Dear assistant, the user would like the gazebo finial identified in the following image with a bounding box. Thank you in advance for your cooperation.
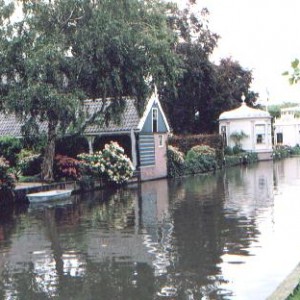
[241,94,246,104]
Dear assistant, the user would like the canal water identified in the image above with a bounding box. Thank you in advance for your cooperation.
[1,157,300,299]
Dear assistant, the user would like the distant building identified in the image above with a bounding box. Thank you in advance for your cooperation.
[274,106,300,147]
[219,102,272,160]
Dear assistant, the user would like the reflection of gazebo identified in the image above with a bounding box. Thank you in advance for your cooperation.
[219,102,272,160]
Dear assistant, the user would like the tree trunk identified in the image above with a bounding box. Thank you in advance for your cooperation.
[41,119,58,182]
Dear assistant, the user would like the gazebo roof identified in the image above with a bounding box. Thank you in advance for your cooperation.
[219,103,271,120]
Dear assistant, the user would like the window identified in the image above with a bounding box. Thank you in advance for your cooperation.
[152,108,158,132]
[158,134,164,147]
[277,133,283,144]
[256,134,263,144]
[255,124,265,144]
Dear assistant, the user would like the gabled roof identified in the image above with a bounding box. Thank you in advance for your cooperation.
[83,98,140,135]
[0,113,48,137]
[0,113,23,137]
[137,89,170,132]
[0,92,169,137]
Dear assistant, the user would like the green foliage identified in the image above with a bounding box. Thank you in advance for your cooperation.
[0,156,16,193]
[17,149,42,176]
[224,146,233,156]
[0,136,22,166]
[78,142,134,184]
[230,130,248,148]
[185,145,217,174]
[0,0,180,181]
[167,145,185,177]
[290,145,300,155]
[283,58,300,85]
[272,145,292,160]
[287,282,300,300]
[224,152,258,167]
[168,134,224,166]
[188,145,216,156]
[232,145,243,155]
[54,154,81,181]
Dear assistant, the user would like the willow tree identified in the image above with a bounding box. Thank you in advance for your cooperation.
[0,0,179,181]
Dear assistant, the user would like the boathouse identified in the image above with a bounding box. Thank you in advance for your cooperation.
[219,101,273,160]
[0,91,170,181]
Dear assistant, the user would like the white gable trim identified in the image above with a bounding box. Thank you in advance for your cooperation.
[137,87,170,132]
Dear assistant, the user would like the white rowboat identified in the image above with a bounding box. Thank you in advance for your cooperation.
[27,189,73,203]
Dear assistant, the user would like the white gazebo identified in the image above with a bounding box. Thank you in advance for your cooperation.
[219,102,273,161]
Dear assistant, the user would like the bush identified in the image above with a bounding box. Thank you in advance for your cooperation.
[0,137,22,166]
[0,156,16,197]
[168,134,224,167]
[224,152,258,167]
[232,145,243,155]
[167,145,185,177]
[186,145,216,157]
[290,145,300,155]
[224,146,233,156]
[185,145,217,174]
[272,145,291,160]
[54,155,82,181]
[17,149,42,176]
[78,142,134,184]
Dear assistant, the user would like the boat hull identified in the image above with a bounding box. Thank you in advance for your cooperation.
[27,190,73,203]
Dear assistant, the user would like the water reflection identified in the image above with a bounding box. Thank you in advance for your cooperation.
[1,158,300,299]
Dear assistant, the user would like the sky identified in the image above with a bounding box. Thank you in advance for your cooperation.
[9,0,300,104]
[185,0,300,104]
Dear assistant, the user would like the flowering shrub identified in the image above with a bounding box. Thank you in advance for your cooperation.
[54,155,81,180]
[77,151,105,178]
[0,156,16,193]
[188,145,216,156]
[78,142,134,184]
[167,145,185,177]
[17,149,42,176]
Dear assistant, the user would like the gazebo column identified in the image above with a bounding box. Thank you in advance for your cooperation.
[130,129,137,170]
[87,136,95,154]
[251,121,255,150]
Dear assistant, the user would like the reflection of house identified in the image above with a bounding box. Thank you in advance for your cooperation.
[219,102,272,160]
[0,91,170,181]
[274,106,300,147]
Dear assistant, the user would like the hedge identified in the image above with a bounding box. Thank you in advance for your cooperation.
[168,134,224,167]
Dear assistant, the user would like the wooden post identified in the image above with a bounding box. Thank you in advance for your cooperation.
[130,129,137,170]
[87,136,95,154]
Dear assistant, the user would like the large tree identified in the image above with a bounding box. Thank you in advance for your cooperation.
[160,2,219,134]
[0,0,180,181]
[160,1,258,134]
[212,57,258,126]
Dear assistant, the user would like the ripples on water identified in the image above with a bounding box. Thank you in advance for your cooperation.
[1,158,300,299]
